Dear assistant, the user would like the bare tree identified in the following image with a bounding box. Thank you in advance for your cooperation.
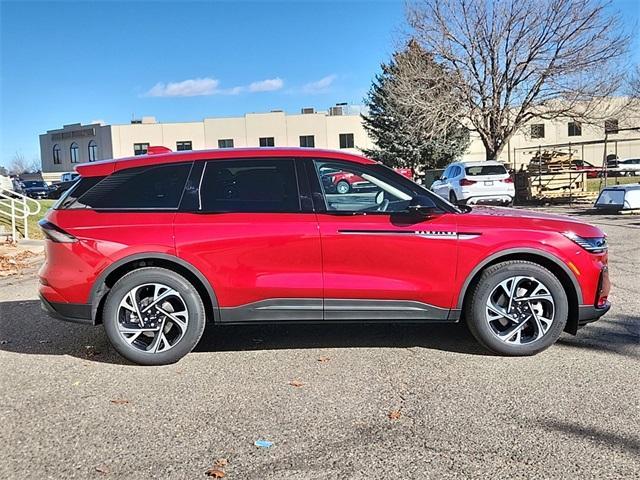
[405,0,630,160]
[8,152,29,176]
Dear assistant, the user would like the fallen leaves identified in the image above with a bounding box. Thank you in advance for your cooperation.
[205,468,225,478]
[317,356,331,363]
[288,380,304,388]
[84,345,100,357]
[110,399,129,405]
[388,410,402,420]
[95,465,110,474]
[0,250,39,276]
[214,458,228,468]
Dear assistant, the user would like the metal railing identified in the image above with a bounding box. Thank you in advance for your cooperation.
[0,188,42,241]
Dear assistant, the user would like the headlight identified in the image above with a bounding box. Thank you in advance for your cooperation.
[563,232,607,253]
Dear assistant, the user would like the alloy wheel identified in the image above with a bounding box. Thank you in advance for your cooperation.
[485,276,555,345]
[116,283,189,354]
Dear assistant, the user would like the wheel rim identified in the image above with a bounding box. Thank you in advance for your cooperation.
[485,276,555,345]
[116,283,189,354]
[337,181,349,194]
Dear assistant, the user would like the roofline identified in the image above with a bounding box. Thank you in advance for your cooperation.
[75,147,375,177]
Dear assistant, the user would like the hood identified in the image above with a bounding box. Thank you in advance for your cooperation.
[462,206,605,237]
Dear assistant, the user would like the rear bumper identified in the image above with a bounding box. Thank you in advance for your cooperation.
[460,194,513,205]
[39,294,93,325]
[577,302,611,326]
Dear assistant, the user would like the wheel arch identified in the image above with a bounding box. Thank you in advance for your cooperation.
[457,248,582,335]
[89,253,219,325]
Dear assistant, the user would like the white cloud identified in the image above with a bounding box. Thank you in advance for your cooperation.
[248,77,284,92]
[303,74,337,93]
[145,78,220,97]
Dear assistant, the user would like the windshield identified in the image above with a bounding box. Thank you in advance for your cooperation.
[465,165,507,176]
[22,181,46,188]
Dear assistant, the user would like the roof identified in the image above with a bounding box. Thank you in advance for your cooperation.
[600,183,640,191]
[455,160,506,167]
[76,147,375,178]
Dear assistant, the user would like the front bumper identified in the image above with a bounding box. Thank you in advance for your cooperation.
[39,294,93,325]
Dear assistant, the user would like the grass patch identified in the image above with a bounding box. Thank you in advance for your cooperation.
[0,199,55,240]
[586,176,639,192]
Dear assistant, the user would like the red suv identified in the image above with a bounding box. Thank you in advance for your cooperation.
[39,148,610,365]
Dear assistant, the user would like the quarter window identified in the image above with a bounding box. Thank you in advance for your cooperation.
[88,140,97,162]
[339,133,355,149]
[176,141,192,151]
[199,159,299,213]
[53,144,61,164]
[218,139,234,148]
[70,142,79,163]
[568,122,582,137]
[73,162,192,210]
[299,135,315,148]
[134,143,149,155]
[259,137,275,147]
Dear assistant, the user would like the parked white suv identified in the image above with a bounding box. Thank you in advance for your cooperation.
[431,161,515,206]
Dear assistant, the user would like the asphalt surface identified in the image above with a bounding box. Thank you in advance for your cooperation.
[1,208,639,479]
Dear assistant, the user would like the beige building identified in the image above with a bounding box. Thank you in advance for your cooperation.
[39,104,374,182]
[40,99,640,182]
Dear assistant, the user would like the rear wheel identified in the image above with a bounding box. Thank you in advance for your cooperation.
[465,261,568,356]
[103,267,206,365]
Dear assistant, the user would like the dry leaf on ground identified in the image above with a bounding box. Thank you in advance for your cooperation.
[388,410,402,420]
[110,399,129,405]
[214,458,229,468]
[317,356,331,363]
[95,465,110,474]
[289,380,304,387]
[205,467,226,478]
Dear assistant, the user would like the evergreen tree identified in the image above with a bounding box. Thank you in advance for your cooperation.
[362,42,469,171]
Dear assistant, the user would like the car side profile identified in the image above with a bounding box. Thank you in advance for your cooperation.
[39,148,610,365]
[430,160,515,206]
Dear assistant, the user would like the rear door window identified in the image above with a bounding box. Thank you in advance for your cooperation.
[199,159,300,213]
[465,165,507,176]
[72,162,192,210]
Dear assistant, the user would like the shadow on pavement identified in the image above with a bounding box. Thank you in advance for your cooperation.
[0,299,489,364]
[540,419,640,458]
[557,316,640,359]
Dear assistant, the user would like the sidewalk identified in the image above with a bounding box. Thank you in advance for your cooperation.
[0,239,44,277]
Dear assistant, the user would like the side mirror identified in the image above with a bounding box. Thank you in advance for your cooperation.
[407,195,438,216]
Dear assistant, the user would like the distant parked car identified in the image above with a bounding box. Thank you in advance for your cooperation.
[613,159,640,176]
[430,161,515,206]
[21,180,49,199]
[47,180,77,199]
[570,159,599,179]
[61,172,80,182]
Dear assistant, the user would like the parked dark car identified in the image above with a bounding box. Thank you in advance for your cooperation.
[47,180,76,200]
[21,180,49,199]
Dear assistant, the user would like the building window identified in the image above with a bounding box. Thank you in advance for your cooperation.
[176,141,192,151]
[299,135,315,148]
[605,118,619,134]
[134,143,149,155]
[259,137,275,147]
[70,142,79,163]
[218,139,234,148]
[88,140,97,162]
[568,121,582,137]
[530,124,545,139]
[339,133,355,149]
[53,144,61,164]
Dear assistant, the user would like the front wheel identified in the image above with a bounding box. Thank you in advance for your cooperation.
[465,261,568,356]
[103,267,206,365]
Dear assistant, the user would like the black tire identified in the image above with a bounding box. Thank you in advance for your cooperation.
[465,260,568,356]
[103,267,206,366]
[449,191,458,205]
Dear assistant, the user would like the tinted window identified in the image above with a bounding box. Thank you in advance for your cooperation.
[465,165,507,176]
[55,176,104,209]
[199,159,300,213]
[73,163,192,209]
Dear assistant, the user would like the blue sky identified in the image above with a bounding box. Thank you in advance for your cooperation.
[0,0,638,168]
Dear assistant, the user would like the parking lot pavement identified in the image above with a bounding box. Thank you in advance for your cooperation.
[1,211,639,480]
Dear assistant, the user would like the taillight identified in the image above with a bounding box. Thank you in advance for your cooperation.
[503,177,514,183]
[38,220,77,243]
[460,178,476,186]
